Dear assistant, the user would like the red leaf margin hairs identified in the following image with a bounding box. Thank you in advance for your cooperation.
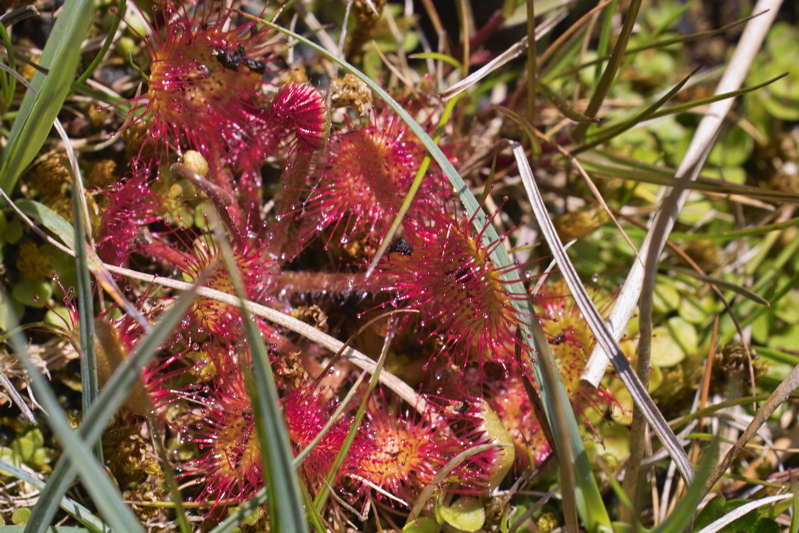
[143,228,276,341]
[536,277,621,420]
[294,106,448,247]
[125,0,277,161]
[380,198,539,371]
[96,159,161,267]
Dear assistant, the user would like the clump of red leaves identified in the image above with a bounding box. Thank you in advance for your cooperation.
[131,0,275,159]
[74,1,623,525]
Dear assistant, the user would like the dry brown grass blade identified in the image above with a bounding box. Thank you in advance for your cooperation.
[580,0,784,388]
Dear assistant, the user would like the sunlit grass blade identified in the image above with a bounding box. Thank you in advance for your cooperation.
[665,215,799,242]
[694,495,791,533]
[670,266,769,306]
[25,280,202,532]
[572,0,641,140]
[0,0,94,192]
[75,0,126,85]
[574,61,705,153]
[580,73,786,152]
[538,80,599,123]
[408,52,462,69]
[649,450,714,533]
[71,170,98,424]
[547,12,762,84]
[579,155,799,205]
[214,232,307,533]
[0,460,108,533]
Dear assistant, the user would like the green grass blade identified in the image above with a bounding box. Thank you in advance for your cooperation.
[25,282,201,532]
[669,266,769,306]
[0,22,17,108]
[572,0,642,140]
[582,73,786,149]
[215,233,307,533]
[72,183,98,424]
[210,490,269,533]
[17,199,77,249]
[0,0,95,192]
[574,62,704,153]
[650,452,713,533]
[3,526,90,533]
[593,0,616,86]
[75,0,126,85]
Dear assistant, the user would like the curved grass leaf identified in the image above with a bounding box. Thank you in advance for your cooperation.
[573,61,705,154]
[71,170,98,426]
[538,80,600,123]
[572,0,642,140]
[693,495,791,533]
[0,0,95,192]
[670,266,769,306]
[649,450,714,533]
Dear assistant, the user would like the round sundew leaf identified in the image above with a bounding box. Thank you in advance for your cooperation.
[5,218,23,245]
[0,210,7,244]
[479,402,516,490]
[676,198,715,226]
[648,363,663,393]
[775,289,799,323]
[678,294,708,324]
[11,428,44,463]
[609,381,634,426]
[402,517,439,533]
[12,507,31,525]
[708,125,754,168]
[0,290,24,332]
[44,306,72,329]
[652,279,681,315]
[650,325,687,368]
[438,497,486,533]
[11,279,53,309]
[666,317,698,358]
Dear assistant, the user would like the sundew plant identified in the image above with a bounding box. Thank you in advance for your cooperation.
[0,0,798,532]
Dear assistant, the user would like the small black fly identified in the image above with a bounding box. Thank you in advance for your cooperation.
[387,237,413,257]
